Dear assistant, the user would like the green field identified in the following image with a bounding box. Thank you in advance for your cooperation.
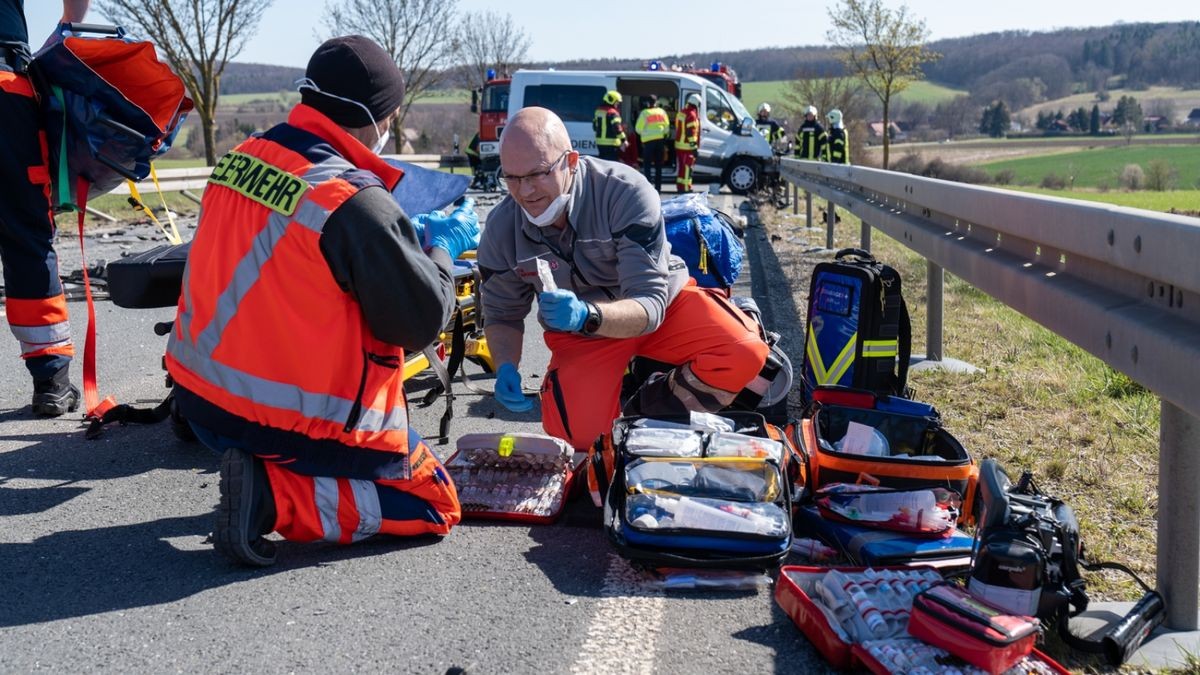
[978,145,1200,189]
[741,79,965,117]
[218,91,299,107]
[1006,186,1200,212]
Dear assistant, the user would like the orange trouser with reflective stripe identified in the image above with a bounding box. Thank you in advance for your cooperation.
[262,433,461,543]
[540,283,769,451]
[0,70,74,378]
[675,149,696,191]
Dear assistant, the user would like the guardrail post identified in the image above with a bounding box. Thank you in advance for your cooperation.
[792,183,799,216]
[805,191,812,228]
[826,199,835,249]
[861,220,872,252]
[926,261,944,361]
[1159,400,1200,630]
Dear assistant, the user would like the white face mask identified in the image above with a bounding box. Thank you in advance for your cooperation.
[521,191,571,227]
[372,127,391,155]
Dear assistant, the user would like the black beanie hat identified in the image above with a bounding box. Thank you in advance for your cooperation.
[301,35,405,128]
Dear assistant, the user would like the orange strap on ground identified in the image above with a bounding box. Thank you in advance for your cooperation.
[75,176,117,420]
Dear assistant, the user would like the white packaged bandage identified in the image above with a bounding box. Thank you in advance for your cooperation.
[536,257,557,292]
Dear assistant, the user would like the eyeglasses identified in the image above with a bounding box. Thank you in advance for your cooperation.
[500,150,570,189]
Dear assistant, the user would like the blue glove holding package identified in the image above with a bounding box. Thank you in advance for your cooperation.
[538,290,589,332]
[424,197,480,259]
[494,362,535,412]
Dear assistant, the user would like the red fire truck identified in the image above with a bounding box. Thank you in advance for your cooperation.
[645,60,741,99]
[469,69,510,189]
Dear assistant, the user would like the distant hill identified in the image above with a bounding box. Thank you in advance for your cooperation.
[219,21,1200,112]
[220,62,305,95]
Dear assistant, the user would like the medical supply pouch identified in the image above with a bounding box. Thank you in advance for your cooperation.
[661,192,744,289]
[588,411,801,508]
[794,506,975,573]
[106,241,190,309]
[801,248,910,403]
[907,583,1040,674]
[30,23,192,208]
[815,484,961,538]
[792,399,977,524]
[598,412,793,569]
[445,432,578,524]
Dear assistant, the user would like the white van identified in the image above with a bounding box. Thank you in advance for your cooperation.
[504,69,776,193]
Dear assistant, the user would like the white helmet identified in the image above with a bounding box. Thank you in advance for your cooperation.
[757,102,771,116]
[686,93,701,108]
[806,105,818,117]
[827,108,843,126]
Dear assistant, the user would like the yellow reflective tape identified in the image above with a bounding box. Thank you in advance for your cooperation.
[805,323,828,383]
[823,333,859,385]
[208,151,309,216]
[863,339,898,358]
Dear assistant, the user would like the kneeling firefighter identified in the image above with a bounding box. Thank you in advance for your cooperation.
[166,35,479,566]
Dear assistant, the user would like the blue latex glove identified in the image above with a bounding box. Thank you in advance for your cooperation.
[494,362,535,412]
[409,212,429,242]
[424,198,480,259]
[538,289,589,332]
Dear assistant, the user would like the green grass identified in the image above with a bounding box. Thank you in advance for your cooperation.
[217,91,299,107]
[741,79,966,117]
[1005,186,1200,212]
[979,145,1200,189]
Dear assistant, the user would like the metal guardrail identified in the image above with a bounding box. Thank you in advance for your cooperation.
[781,158,1200,630]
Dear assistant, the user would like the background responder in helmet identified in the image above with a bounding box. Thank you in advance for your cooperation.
[478,107,768,453]
[755,101,788,153]
[794,104,828,161]
[826,108,850,165]
[0,0,90,417]
[593,90,628,162]
[634,95,671,191]
[674,93,701,192]
[166,35,477,567]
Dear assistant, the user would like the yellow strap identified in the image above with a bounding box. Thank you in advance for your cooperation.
[125,168,182,245]
[149,163,183,244]
[698,239,709,274]
[824,334,859,385]
[862,339,898,357]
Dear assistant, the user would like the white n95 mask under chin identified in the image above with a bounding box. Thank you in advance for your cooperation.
[521,192,571,227]
[371,128,391,155]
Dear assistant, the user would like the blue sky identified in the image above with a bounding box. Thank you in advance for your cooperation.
[25,1,1197,68]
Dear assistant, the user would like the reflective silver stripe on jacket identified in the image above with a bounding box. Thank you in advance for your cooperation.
[169,154,409,433]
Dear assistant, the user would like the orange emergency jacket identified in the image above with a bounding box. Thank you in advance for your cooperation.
[166,104,411,454]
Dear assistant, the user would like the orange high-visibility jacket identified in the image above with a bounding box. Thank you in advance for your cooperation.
[166,104,411,453]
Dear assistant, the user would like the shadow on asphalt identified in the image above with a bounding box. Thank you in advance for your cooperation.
[731,600,823,673]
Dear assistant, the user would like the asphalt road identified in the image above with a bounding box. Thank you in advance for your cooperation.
[0,190,831,674]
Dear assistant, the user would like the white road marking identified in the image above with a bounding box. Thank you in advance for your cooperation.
[571,555,665,675]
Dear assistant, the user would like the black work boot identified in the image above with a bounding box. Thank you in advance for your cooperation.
[215,448,278,567]
[31,367,81,417]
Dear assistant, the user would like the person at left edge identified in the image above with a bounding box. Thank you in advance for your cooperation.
[166,35,477,567]
[0,0,90,416]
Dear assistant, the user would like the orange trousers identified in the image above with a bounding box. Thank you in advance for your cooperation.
[540,284,768,450]
[262,433,461,543]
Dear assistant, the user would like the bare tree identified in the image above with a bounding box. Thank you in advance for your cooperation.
[456,10,530,89]
[828,0,940,169]
[322,0,461,153]
[97,0,274,166]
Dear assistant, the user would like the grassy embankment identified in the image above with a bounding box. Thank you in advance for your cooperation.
[764,192,1163,605]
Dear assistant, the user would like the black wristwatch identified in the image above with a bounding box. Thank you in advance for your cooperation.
[580,301,603,336]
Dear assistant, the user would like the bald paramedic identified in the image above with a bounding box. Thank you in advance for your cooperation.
[476,107,769,451]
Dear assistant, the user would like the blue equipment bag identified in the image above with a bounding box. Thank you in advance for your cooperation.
[602,412,793,570]
[795,506,974,573]
[662,193,744,289]
[29,23,193,208]
[801,248,911,403]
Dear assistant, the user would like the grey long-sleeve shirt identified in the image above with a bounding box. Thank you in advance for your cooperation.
[319,185,457,352]
[477,156,688,334]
